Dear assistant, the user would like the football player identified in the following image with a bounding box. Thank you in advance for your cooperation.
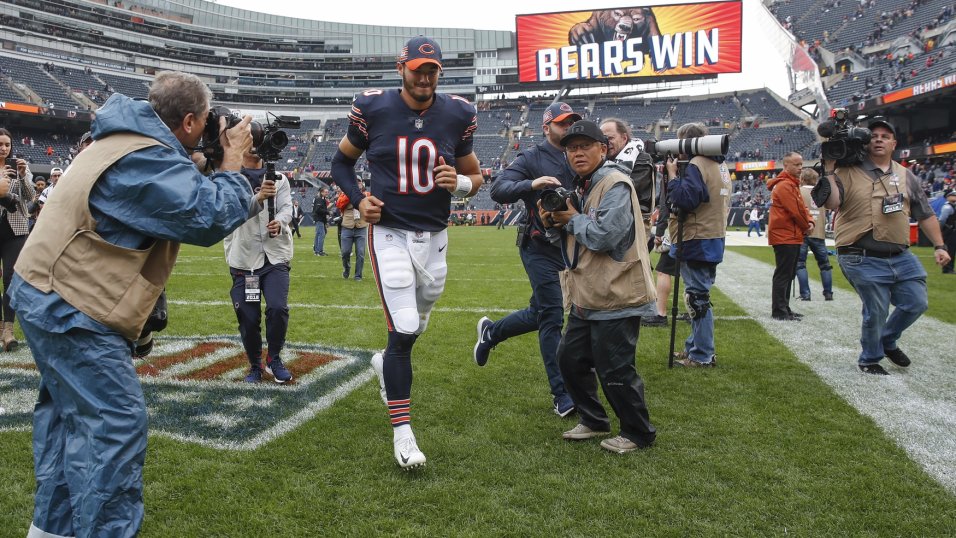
[330,36,482,470]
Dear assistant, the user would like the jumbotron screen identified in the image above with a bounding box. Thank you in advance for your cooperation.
[516,1,742,83]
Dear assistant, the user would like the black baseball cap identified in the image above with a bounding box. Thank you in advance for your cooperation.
[868,117,896,137]
[399,36,442,71]
[946,189,956,198]
[560,120,607,147]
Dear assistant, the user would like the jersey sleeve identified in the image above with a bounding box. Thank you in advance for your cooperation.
[346,92,375,150]
[451,96,477,157]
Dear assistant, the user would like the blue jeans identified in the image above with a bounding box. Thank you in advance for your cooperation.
[487,238,567,399]
[341,226,367,278]
[747,220,762,236]
[313,223,327,254]
[838,250,928,364]
[796,237,833,299]
[680,261,718,364]
[230,261,291,364]
[22,318,146,537]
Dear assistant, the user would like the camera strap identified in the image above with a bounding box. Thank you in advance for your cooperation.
[559,229,581,270]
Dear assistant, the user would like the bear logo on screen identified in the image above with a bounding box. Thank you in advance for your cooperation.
[568,8,661,54]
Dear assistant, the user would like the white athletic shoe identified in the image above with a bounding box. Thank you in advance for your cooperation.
[394,435,426,470]
[370,351,387,405]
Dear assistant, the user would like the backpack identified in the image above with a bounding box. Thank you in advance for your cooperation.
[612,140,656,215]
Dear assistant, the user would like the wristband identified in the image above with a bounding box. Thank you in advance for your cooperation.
[935,245,947,251]
[452,174,473,198]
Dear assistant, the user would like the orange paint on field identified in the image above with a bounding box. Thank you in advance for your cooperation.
[136,342,232,377]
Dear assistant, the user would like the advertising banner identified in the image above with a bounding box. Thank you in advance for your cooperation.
[517,1,742,83]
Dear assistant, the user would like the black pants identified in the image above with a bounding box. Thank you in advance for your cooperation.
[0,218,26,323]
[557,314,655,447]
[290,219,301,238]
[772,244,801,318]
[229,261,291,365]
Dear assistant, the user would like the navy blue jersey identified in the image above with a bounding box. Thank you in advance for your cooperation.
[347,89,477,232]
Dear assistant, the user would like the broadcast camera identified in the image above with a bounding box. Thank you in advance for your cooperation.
[540,186,579,212]
[201,107,302,163]
[645,134,729,160]
[816,108,870,167]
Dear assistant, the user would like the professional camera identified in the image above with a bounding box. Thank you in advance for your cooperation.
[645,134,729,159]
[817,108,870,167]
[540,187,579,212]
[201,107,301,163]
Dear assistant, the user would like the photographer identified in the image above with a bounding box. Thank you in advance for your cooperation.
[664,122,732,367]
[820,118,950,375]
[10,71,273,536]
[474,102,580,417]
[0,127,36,352]
[539,120,656,454]
[224,147,294,384]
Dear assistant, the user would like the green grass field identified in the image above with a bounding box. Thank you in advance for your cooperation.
[1,227,955,536]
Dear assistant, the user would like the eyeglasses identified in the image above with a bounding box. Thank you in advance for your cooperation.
[565,141,597,153]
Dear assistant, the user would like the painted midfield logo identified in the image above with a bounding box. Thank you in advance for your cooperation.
[0,336,373,450]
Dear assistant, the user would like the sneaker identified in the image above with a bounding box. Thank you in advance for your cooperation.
[343,270,349,279]
[600,435,645,454]
[824,292,834,301]
[244,365,263,383]
[473,316,495,366]
[265,355,293,384]
[554,394,576,417]
[319,252,328,256]
[394,435,426,470]
[885,348,911,367]
[798,296,811,301]
[772,314,801,321]
[673,352,717,368]
[641,314,668,327]
[562,423,611,440]
[676,312,692,322]
[859,363,889,375]
[788,311,804,319]
[354,276,362,281]
[370,351,388,404]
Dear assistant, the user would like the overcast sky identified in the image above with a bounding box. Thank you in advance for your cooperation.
[215,0,792,98]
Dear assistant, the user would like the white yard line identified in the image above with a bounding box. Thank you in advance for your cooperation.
[718,250,956,494]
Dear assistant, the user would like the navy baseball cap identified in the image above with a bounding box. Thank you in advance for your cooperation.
[560,120,607,147]
[399,36,442,71]
[868,117,896,137]
[543,102,582,125]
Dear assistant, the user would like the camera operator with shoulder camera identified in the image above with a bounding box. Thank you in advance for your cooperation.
[818,117,950,375]
[475,102,580,417]
[225,143,295,384]
[663,122,732,368]
[10,71,275,537]
[539,120,657,454]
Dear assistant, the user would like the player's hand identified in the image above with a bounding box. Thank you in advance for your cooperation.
[220,115,253,171]
[531,176,562,190]
[359,195,384,224]
[434,156,459,193]
[665,156,678,178]
[935,248,952,267]
[266,219,281,237]
[256,179,276,203]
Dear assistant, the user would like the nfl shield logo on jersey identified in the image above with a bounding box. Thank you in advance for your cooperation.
[414,118,424,130]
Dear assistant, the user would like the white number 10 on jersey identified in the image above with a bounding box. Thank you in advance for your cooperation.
[397,137,437,194]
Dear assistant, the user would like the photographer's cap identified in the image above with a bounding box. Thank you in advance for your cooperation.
[543,102,581,125]
[50,167,62,174]
[946,189,956,199]
[868,117,896,137]
[399,36,442,71]
[560,120,607,147]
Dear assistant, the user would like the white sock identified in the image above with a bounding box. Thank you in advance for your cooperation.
[393,424,413,441]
